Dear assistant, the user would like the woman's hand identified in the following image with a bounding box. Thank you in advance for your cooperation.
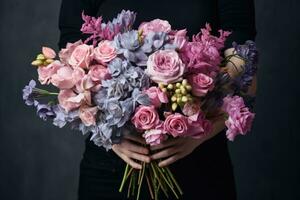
[150,137,204,167]
[150,116,227,167]
[112,134,151,169]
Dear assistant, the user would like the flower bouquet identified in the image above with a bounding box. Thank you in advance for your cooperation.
[23,10,258,200]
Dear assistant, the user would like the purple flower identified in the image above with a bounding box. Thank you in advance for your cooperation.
[52,105,79,128]
[22,80,38,106]
[35,103,55,121]
[233,40,259,92]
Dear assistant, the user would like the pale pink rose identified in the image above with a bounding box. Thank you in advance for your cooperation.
[143,124,167,146]
[67,90,92,106]
[88,65,110,82]
[146,50,185,84]
[51,66,75,89]
[37,60,62,84]
[42,47,56,59]
[225,107,255,141]
[68,44,94,69]
[75,75,95,93]
[58,90,82,112]
[188,73,214,97]
[72,67,86,84]
[144,87,168,108]
[131,106,160,131]
[164,113,189,137]
[187,112,212,139]
[59,40,83,64]
[79,106,98,126]
[94,40,117,63]
[139,19,172,36]
[182,102,201,117]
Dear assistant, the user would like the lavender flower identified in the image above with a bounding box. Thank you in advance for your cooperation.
[35,103,55,121]
[52,105,79,128]
[22,80,37,106]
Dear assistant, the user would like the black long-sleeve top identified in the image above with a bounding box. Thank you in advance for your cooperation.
[58,0,256,50]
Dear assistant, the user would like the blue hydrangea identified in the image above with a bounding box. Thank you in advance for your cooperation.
[112,10,136,32]
[52,105,79,128]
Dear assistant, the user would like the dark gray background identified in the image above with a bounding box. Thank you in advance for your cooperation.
[0,0,299,199]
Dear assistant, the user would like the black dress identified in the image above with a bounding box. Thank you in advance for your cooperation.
[58,0,256,199]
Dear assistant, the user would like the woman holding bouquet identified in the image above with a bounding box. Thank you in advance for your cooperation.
[59,0,256,199]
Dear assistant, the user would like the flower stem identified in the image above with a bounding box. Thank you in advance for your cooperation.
[136,162,146,200]
[119,164,130,193]
[166,167,183,195]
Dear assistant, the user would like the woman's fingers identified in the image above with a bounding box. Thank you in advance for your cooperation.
[112,144,143,169]
[123,150,151,163]
[150,138,180,151]
[150,147,179,160]
[122,139,149,155]
[158,154,182,167]
[124,134,147,145]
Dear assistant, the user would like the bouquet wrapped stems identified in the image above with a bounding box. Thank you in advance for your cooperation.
[119,161,183,200]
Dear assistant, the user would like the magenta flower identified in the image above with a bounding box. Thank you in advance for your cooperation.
[180,24,231,74]
[222,95,255,141]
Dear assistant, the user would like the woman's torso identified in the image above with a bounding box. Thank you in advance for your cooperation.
[96,0,220,36]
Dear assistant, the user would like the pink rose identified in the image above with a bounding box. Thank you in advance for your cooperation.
[146,50,185,84]
[88,64,110,82]
[94,40,117,63]
[68,44,94,69]
[37,60,62,85]
[131,106,160,131]
[164,113,188,137]
[187,112,212,139]
[188,73,214,97]
[144,87,168,108]
[182,102,201,117]
[42,47,56,59]
[79,106,98,126]
[143,124,167,146]
[51,66,76,89]
[222,95,255,141]
[58,90,82,112]
[139,19,171,36]
[59,40,83,64]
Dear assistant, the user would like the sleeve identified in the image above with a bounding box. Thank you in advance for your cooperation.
[58,0,103,49]
[218,0,257,49]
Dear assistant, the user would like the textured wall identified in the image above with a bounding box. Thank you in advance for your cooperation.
[0,0,299,199]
